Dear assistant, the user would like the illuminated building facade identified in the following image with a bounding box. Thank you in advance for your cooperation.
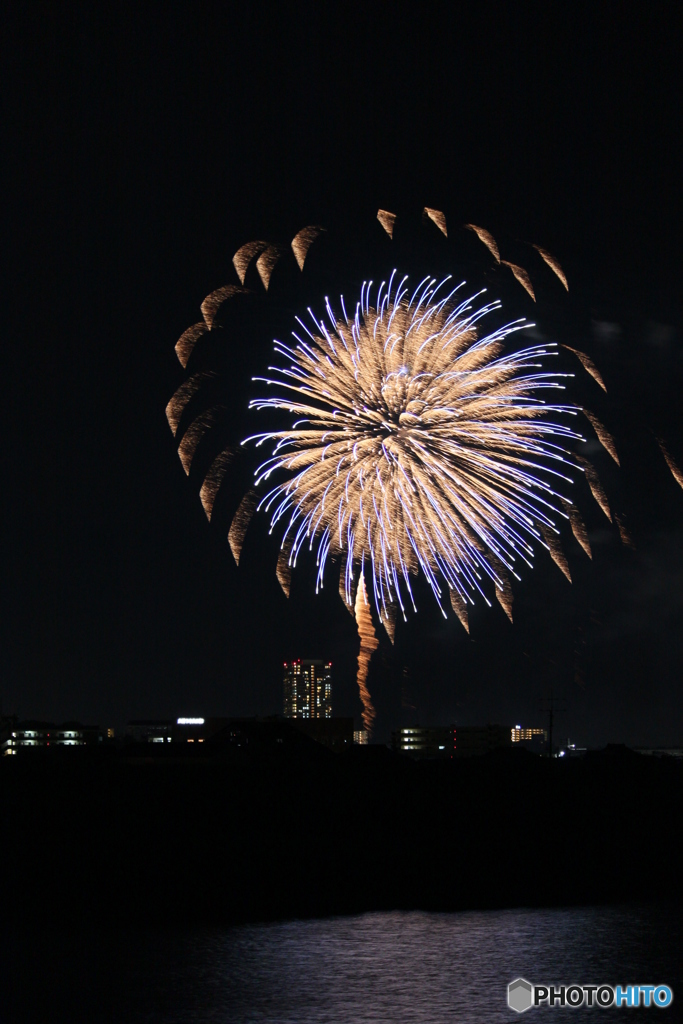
[392,724,512,758]
[511,726,548,753]
[283,660,332,718]
[511,726,547,743]
[393,726,456,757]
[1,721,103,755]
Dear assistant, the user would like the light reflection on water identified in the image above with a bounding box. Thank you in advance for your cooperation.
[3,904,681,1023]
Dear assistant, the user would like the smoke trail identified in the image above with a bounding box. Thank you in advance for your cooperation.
[354,573,378,737]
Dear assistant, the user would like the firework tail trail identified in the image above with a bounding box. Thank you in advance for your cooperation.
[657,437,683,491]
[562,345,607,392]
[355,573,379,737]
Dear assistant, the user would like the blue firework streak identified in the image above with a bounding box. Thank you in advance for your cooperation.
[244,272,584,626]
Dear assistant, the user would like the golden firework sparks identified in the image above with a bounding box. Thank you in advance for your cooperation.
[201,284,248,329]
[532,245,568,290]
[200,447,237,521]
[576,454,611,522]
[175,323,209,369]
[291,226,324,271]
[566,502,592,559]
[449,590,470,633]
[562,345,607,392]
[501,260,535,301]
[178,406,225,475]
[615,512,635,550]
[166,371,218,435]
[464,224,500,263]
[657,438,683,491]
[233,241,268,285]
[540,524,572,582]
[423,207,447,237]
[275,536,293,598]
[228,490,258,565]
[489,554,515,622]
[248,273,584,620]
[377,209,397,238]
[583,409,620,465]
[255,245,283,291]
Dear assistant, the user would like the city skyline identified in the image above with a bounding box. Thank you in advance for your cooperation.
[5,6,682,753]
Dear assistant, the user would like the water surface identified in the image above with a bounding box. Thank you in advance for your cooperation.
[3,904,680,1022]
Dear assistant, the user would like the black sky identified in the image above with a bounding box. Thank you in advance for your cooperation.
[5,3,683,745]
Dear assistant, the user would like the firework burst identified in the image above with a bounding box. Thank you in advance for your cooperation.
[246,272,584,625]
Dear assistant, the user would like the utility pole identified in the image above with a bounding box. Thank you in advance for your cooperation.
[539,694,566,757]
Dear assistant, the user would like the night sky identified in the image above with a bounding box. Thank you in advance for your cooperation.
[5,4,683,747]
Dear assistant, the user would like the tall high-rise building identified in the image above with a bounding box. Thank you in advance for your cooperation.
[283,660,332,718]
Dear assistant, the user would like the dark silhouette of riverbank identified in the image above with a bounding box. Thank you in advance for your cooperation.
[3,737,681,924]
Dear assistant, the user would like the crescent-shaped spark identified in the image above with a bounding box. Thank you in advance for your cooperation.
[464,224,500,263]
[563,345,607,392]
[501,260,535,301]
[657,437,683,491]
[291,226,324,271]
[175,322,209,369]
[233,241,269,285]
[583,409,620,465]
[532,244,569,290]
[201,285,249,329]
[423,207,447,237]
[200,446,237,521]
[228,489,259,565]
[377,209,397,239]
